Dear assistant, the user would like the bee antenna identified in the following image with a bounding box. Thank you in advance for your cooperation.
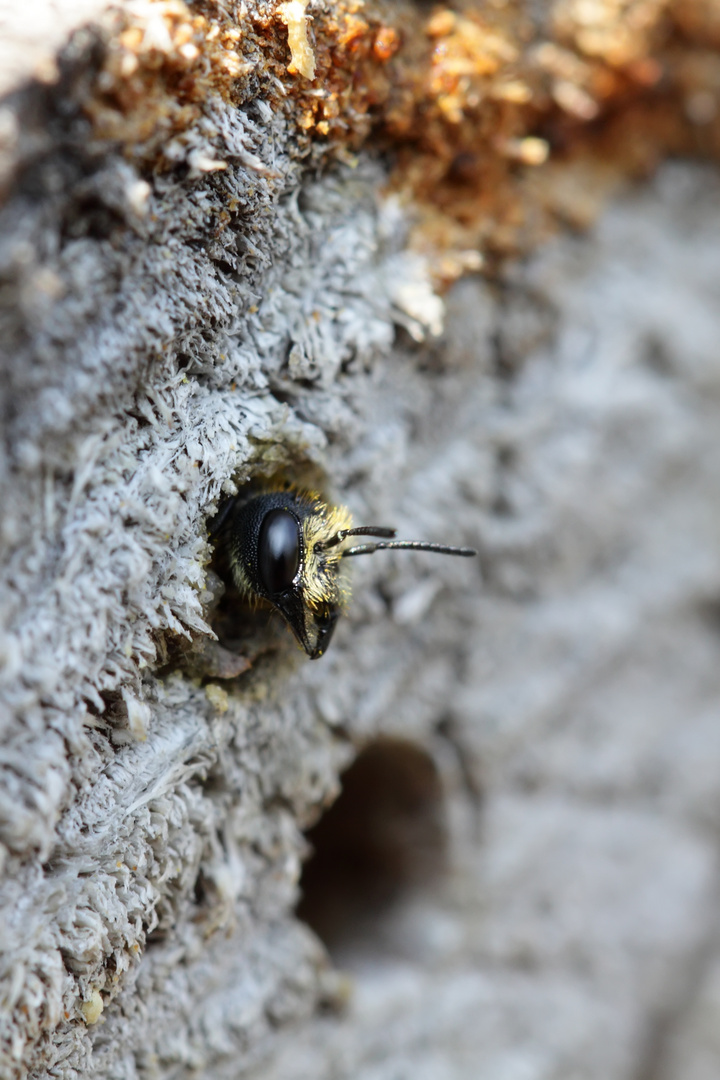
[342,539,477,558]
[320,525,477,558]
[318,526,397,551]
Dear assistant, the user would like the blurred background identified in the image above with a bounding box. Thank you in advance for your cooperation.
[264,163,720,1080]
[2,1,720,1077]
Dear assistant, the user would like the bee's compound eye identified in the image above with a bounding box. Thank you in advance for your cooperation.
[258,508,301,596]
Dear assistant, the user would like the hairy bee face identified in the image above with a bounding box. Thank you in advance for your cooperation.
[214,486,476,661]
[220,489,353,660]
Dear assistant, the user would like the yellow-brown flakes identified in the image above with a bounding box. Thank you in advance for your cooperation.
[552,0,669,66]
[367,0,720,283]
[75,0,720,285]
[85,0,255,163]
[277,0,316,79]
[373,26,400,63]
[81,0,405,168]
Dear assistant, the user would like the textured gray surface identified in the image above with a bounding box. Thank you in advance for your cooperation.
[245,164,720,1080]
[3,13,720,1080]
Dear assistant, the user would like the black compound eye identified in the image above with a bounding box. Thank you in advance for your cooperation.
[258,508,301,596]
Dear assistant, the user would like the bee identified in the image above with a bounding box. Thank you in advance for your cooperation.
[212,487,476,660]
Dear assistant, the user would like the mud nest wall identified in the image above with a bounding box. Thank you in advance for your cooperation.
[3,1,720,1078]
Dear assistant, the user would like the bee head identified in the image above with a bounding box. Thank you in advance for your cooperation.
[221,489,352,660]
[215,487,476,661]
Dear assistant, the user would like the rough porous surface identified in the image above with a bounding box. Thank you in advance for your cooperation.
[251,164,720,1080]
[2,3,720,1079]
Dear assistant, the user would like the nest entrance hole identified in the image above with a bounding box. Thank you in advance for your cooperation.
[296,737,448,955]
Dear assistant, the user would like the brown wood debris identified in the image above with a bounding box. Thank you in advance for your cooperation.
[72,0,720,283]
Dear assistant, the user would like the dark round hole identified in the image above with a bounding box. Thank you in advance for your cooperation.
[296,738,447,954]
